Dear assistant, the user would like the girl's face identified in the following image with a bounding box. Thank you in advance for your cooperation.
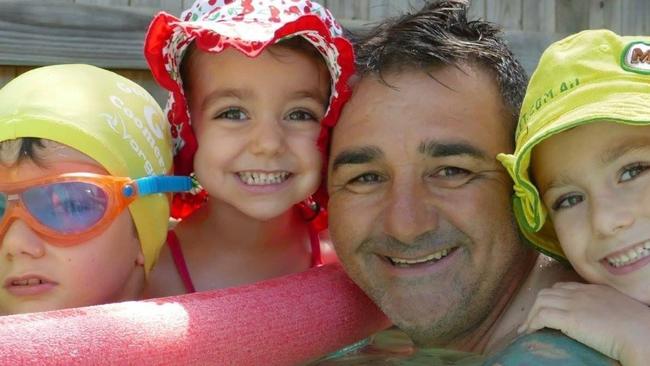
[0,142,144,315]
[185,45,329,220]
[532,121,650,303]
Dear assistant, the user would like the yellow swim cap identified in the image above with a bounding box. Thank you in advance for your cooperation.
[498,30,650,261]
[0,64,173,274]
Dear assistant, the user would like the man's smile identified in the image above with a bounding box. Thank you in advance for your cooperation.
[386,247,457,267]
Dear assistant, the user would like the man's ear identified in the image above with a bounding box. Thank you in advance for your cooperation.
[135,251,145,267]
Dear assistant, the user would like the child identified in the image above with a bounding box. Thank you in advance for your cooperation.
[0,64,191,315]
[498,30,650,365]
[143,0,354,296]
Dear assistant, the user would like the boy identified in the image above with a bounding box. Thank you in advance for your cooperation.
[0,64,190,314]
[499,30,650,365]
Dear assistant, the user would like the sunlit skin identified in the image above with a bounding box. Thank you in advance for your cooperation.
[0,142,144,315]
[532,122,650,301]
[521,121,650,365]
[327,66,536,351]
[189,47,327,221]
[145,45,333,297]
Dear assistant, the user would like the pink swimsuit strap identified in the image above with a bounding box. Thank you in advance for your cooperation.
[167,228,323,294]
[167,230,196,293]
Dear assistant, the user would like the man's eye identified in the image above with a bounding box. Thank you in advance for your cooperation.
[552,194,584,211]
[619,163,649,182]
[286,110,318,122]
[215,108,248,121]
[435,166,471,178]
[350,173,384,185]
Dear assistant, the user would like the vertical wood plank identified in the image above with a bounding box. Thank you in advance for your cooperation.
[588,0,622,32]
[486,0,523,30]
[388,0,426,16]
[352,0,370,21]
[555,0,590,33]
[324,0,342,20]
[468,0,486,20]
[342,0,355,20]
[621,0,646,34]
[384,0,409,16]
[368,0,388,20]
[645,0,650,33]
[522,0,555,32]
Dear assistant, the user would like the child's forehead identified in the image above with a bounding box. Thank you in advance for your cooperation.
[532,121,650,182]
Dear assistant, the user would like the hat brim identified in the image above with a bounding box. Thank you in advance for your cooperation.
[512,91,650,261]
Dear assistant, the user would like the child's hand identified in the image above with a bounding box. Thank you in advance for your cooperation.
[518,282,650,366]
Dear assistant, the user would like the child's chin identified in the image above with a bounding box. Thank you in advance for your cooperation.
[240,204,293,222]
[8,301,65,316]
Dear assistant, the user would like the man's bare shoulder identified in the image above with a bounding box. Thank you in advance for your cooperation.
[485,255,582,352]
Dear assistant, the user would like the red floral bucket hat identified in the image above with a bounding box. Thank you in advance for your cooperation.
[144,0,354,224]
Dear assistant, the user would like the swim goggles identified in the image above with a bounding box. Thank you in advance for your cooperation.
[0,173,192,245]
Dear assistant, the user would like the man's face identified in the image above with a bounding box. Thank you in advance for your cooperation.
[328,66,531,347]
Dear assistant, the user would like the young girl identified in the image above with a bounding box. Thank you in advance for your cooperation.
[498,30,650,365]
[0,64,190,314]
[143,0,353,296]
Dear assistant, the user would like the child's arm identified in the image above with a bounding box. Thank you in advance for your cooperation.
[519,282,650,366]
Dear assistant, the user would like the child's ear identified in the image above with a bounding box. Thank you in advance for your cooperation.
[135,251,145,267]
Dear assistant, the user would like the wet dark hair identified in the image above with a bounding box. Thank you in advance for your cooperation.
[354,0,527,132]
[0,137,45,166]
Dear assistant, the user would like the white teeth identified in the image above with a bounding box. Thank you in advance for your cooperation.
[389,249,450,266]
[12,278,43,286]
[606,240,650,268]
[27,278,41,286]
[237,171,290,185]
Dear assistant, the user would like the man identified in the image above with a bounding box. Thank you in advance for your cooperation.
[325,0,613,363]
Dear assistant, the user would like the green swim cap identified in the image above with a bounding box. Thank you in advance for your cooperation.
[498,30,650,261]
[0,64,173,274]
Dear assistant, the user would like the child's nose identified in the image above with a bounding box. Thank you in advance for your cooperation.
[591,194,635,237]
[249,119,286,156]
[1,220,46,260]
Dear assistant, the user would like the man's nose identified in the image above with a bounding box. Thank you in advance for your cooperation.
[1,220,46,260]
[591,192,635,238]
[249,117,286,156]
[382,177,438,244]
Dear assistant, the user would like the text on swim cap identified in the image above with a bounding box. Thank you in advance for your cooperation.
[103,95,167,175]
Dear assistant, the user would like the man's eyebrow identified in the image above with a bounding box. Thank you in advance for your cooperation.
[331,146,383,171]
[417,140,489,160]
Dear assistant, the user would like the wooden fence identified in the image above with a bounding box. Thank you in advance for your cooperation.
[0,0,648,105]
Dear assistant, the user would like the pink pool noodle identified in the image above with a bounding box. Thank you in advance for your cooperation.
[0,263,390,365]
